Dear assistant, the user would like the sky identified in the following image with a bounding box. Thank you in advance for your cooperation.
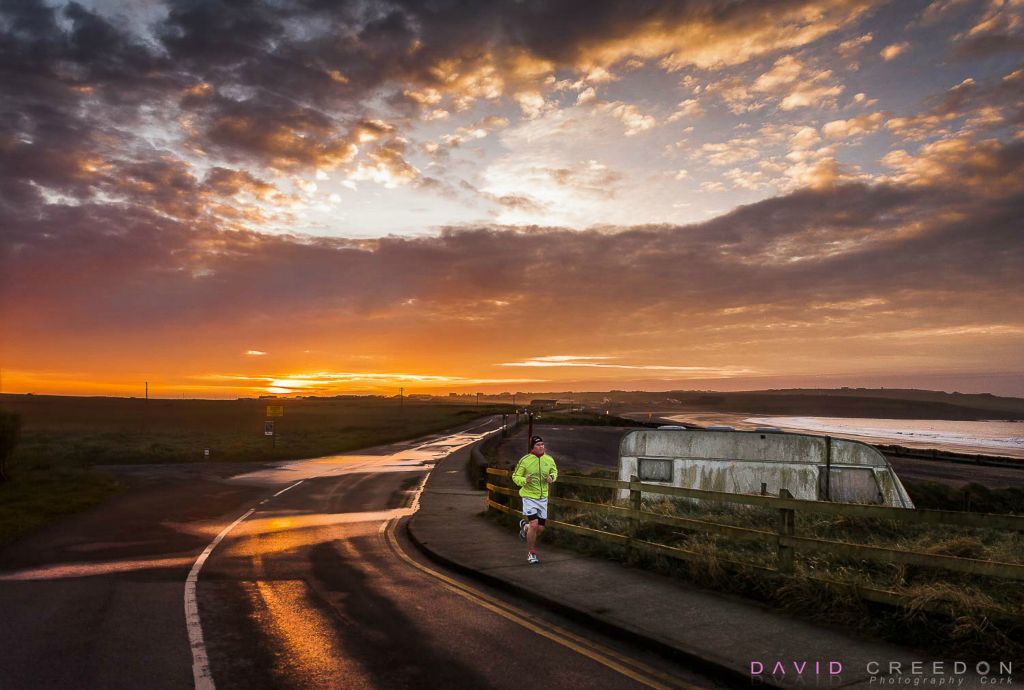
[2,0,1023,398]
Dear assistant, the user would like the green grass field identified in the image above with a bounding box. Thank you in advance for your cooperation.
[0,394,508,545]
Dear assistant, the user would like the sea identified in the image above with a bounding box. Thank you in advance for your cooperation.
[663,414,1024,458]
[745,417,1024,458]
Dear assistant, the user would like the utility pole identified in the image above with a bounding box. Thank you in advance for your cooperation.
[527,411,534,451]
[476,392,480,407]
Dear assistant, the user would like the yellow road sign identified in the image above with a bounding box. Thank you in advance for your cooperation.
[266,405,284,417]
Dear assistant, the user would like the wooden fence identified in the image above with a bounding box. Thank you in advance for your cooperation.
[485,467,1024,612]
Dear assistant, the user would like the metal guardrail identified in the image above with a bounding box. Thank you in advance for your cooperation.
[485,467,1024,585]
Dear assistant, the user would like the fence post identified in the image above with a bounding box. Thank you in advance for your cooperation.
[629,475,642,539]
[777,488,795,574]
[824,436,832,501]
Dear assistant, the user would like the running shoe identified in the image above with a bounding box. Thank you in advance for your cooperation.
[527,552,539,565]
[518,519,528,541]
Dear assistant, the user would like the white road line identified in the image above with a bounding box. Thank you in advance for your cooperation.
[184,507,254,690]
[409,473,432,513]
[273,479,304,497]
[182,420,497,690]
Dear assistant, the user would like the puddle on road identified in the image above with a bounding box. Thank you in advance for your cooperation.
[226,426,496,489]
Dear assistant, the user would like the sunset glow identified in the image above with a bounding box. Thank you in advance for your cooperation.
[2,0,1023,397]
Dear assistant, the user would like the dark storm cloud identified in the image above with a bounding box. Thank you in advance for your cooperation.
[158,0,418,96]
[0,1,169,215]
[202,167,277,198]
[382,0,876,69]
[198,96,358,170]
[16,0,878,159]
[1,0,883,211]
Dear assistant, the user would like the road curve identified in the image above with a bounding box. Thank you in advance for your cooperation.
[0,417,714,689]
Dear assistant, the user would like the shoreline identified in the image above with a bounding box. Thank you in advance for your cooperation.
[655,411,1024,460]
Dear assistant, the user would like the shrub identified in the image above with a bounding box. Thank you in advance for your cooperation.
[0,411,20,482]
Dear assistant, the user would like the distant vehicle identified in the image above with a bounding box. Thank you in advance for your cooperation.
[657,425,687,430]
[705,425,735,431]
[754,426,782,433]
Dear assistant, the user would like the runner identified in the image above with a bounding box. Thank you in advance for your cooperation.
[511,435,558,564]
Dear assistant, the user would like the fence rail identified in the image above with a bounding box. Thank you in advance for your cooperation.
[485,467,1024,585]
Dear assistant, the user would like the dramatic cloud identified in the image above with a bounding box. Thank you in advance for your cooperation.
[6,134,1024,392]
[3,0,1023,396]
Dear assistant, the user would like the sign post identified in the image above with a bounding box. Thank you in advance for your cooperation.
[265,406,283,449]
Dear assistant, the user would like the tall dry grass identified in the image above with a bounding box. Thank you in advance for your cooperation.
[490,468,1024,660]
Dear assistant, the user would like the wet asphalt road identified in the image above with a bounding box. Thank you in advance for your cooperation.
[0,418,714,690]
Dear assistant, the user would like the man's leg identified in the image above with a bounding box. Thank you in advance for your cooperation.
[526,518,540,551]
[528,499,548,554]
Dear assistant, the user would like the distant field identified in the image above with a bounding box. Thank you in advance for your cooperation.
[2,394,507,465]
[0,394,508,544]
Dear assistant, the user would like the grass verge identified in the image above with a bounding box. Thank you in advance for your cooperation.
[904,479,1024,514]
[490,468,1024,661]
[0,467,123,546]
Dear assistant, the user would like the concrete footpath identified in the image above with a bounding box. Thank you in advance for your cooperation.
[408,444,1006,689]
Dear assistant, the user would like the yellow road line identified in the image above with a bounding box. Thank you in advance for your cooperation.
[383,519,705,690]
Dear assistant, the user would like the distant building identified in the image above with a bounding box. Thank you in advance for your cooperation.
[530,399,559,410]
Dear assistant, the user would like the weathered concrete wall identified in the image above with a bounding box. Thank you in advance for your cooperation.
[618,429,914,508]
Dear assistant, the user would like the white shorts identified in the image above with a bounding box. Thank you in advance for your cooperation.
[522,497,548,521]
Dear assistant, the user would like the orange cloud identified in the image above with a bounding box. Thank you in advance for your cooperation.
[881,136,1020,192]
[880,41,910,60]
[570,0,877,71]
[823,112,886,138]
